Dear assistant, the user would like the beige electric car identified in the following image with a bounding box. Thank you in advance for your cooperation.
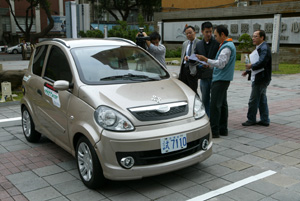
[21,38,212,189]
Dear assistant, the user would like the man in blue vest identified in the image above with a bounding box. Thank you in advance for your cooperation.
[196,25,236,138]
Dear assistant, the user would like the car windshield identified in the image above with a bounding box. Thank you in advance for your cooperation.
[71,46,169,85]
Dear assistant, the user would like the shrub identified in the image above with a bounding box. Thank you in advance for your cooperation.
[78,30,104,38]
[165,48,181,58]
[238,33,253,52]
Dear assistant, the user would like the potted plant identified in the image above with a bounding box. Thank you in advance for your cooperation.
[238,33,254,63]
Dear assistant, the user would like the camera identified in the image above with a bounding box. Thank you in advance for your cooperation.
[136,27,150,50]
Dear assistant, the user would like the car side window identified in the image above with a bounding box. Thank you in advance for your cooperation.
[44,46,72,83]
[32,45,48,76]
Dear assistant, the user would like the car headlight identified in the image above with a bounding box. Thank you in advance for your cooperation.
[94,106,134,131]
[193,95,206,119]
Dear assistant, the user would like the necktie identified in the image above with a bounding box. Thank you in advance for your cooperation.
[187,41,193,56]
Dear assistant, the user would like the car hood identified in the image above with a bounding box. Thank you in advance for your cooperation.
[78,78,195,124]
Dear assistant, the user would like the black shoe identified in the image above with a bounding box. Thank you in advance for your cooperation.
[257,121,269,126]
[220,131,228,136]
[212,134,220,138]
[242,121,256,126]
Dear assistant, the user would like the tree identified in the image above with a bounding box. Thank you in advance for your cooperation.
[5,0,54,44]
[97,0,161,22]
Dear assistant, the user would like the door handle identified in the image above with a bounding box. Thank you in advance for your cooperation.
[37,89,42,96]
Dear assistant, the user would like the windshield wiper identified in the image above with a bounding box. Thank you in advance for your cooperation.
[101,73,159,81]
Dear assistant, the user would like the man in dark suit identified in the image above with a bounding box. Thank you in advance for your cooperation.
[194,22,219,117]
[242,30,272,127]
[179,26,200,94]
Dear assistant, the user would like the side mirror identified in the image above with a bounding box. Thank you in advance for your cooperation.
[54,80,73,91]
[171,72,179,79]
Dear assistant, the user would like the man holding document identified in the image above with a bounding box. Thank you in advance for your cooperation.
[195,25,236,138]
[242,30,272,127]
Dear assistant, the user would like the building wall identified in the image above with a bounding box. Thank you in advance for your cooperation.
[156,1,300,64]
[162,0,300,11]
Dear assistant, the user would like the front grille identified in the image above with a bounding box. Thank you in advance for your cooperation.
[129,102,188,121]
[116,134,210,166]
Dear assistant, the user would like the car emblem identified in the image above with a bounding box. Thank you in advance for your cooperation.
[156,105,170,113]
[151,95,161,104]
[202,139,209,150]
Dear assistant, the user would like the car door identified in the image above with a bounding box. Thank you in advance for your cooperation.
[35,45,73,151]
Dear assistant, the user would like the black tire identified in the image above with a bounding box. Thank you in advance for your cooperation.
[21,107,41,142]
[12,49,18,54]
[76,137,105,189]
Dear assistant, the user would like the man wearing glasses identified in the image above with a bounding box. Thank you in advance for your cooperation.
[242,30,272,127]
[179,26,200,94]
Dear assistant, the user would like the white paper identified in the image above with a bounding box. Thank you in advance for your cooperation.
[189,54,209,65]
[249,49,264,82]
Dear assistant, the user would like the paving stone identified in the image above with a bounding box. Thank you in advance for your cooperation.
[271,189,300,201]
[33,165,64,177]
[107,191,150,201]
[224,187,265,201]
[280,167,300,181]
[57,161,77,171]
[202,164,234,177]
[154,174,197,191]
[53,180,88,195]
[220,159,252,171]
[260,137,286,146]
[272,155,300,166]
[200,154,231,167]
[263,173,300,187]
[6,171,49,193]
[286,149,300,159]
[247,140,274,149]
[24,186,61,201]
[132,182,174,200]
[245,180,281,196]
[259,197,280,201]
[257,160,286,172]
[48,197,70,201]
[181,170,216,184]
[155,192,189,201]
[207,195,236,201]
[201,178,231,190]
[221,167,265,183]
[43,172,76,186]
[5,144,31,152]
[179,184,210,198]
[236,154,267,165]
[279,141,300,149]
[232,144,260,153]
[97,181,131,197]
[266,144,295,154]
[252,150,281,160]
[218,149,245,158]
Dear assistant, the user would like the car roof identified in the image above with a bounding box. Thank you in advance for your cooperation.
[38,38,137,49]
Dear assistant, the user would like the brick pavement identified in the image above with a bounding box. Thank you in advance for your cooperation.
[0,69,300,201]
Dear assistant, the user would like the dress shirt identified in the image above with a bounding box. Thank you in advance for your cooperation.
[207,47,231,69]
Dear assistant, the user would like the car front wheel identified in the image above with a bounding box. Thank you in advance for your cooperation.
[12,49,18,54]
[22,107,41,142]
[76,137,105,189]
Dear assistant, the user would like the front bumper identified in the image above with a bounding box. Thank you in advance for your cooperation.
[95,117,212,180]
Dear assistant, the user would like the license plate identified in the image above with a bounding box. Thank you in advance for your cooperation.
[160,133,187,154]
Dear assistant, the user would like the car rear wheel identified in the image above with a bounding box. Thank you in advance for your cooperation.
[22,107,41,142]
[76,136,105,189]
[12,49,18,54]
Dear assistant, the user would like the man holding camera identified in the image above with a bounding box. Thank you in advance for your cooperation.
[140,31,166,67]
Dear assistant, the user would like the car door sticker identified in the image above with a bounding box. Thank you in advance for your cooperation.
[44,83,61,108]
[23,75,31,82]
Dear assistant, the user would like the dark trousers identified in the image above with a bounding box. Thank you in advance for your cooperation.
[179,64,198,94]
[210,80,230,136]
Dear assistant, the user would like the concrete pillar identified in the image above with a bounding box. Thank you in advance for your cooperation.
[59,0,64,16]
[35,5,41,33]
[9,0,16,35]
